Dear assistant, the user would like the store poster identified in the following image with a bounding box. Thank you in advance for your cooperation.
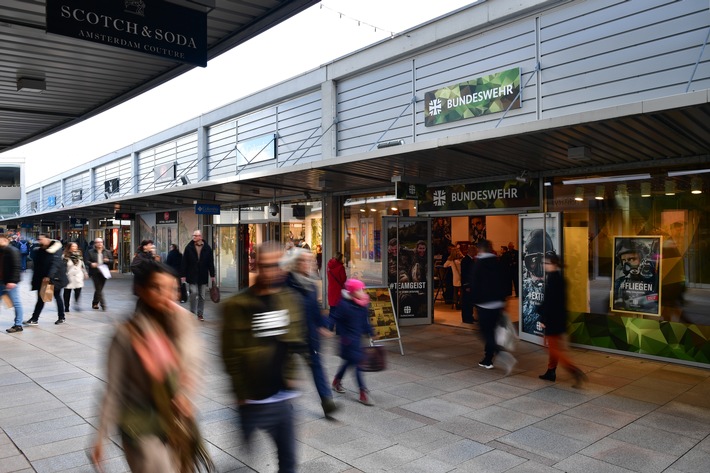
[520,213,561,342]
[384,217,431,322]
[611,236,661,316]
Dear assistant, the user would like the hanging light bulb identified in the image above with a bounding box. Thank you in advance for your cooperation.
[691,177,703,194]
[574,187,584,201]
[665,180,676,196]
[641,182,652,197]
[595,185,605,200]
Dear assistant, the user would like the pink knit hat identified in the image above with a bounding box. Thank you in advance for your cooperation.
[344,279,366,293]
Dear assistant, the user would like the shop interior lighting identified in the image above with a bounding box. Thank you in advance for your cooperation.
[665,180,676,196]
[641,182,652,197]
[691,177,703,194]
[595,185,605,200]
[574,186,584,201]
[562,173,650,185]
[667,168,710,177]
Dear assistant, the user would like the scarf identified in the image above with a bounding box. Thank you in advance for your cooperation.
[126,315,214,473]
[69,250,82,266]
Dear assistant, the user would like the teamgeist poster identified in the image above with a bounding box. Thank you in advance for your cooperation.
[611,236,661,316]
[520,213,561,340]
[385,218,430,319]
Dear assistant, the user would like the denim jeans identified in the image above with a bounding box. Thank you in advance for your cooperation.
[0,283,24,326]
[239,401,296,473]
[189,283,207,315]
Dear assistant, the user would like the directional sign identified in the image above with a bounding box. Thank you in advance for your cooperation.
[195,203,221,215]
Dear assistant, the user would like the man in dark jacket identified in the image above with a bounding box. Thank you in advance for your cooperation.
[181,230,215,321]
[0,233,25,332]
[86,237,113,311]
[221,241,305,473]
[25,234,67,325]
[470,239,509,369]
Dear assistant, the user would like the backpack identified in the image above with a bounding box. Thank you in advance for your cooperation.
[19,241,28,254]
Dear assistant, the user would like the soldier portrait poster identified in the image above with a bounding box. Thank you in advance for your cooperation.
[385,218,430,319]
[611,236,661,316]
[520,213,561,340]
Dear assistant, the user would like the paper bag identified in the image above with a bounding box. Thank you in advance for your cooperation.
[2,293,13,308]
[40,280,54,303]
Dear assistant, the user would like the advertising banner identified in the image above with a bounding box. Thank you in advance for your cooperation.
[384,217,431,323]
[364,287,404,355]
[611,236,661,316]
[519,213,561,343]
[416,179,540,212]
[46,0,208,66]
[424,67,521,127]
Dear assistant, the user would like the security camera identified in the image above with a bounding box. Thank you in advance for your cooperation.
[269,203,279,216]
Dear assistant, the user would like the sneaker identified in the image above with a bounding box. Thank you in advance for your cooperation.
[55,319,65,325]
[197,314,204,321]
[478,359,494,369]
[92,304,99,310]
[359,389,373,406]
[6,325,23,333]
[64,308,70,313]
[23,319,38,325]
[332,380,345,394]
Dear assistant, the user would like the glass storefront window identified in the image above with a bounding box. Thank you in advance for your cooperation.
[342,194,417,286]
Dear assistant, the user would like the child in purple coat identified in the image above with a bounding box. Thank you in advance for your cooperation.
[329,279,375,406]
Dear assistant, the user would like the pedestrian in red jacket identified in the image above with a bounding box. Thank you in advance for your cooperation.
[327,252,347,315]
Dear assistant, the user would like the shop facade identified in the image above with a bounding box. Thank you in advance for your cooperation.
[7,0,710,366]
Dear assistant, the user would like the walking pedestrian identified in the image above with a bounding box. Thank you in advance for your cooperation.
[165,243,182,274]
[220,241,306,473]
[24,234,66,325]
[538,254,588,387]
[282,248,337,417]
[329,278,376,406]
[91,260,214,472]
[87,237,113,311]
[63,242,87,313]
[181,230,215,321]
[0,233,25,333]
[470,239,509,369]
[327,251,346,316]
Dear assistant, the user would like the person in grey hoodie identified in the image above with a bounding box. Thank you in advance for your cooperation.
[25,234,67,325]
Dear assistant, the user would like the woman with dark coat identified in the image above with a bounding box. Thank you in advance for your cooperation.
[537,254,587,387]
[165,243,183,274]
[329,279,375,406]
[26,234,67,325]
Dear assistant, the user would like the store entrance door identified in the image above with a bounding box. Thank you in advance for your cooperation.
[432,214,520,329]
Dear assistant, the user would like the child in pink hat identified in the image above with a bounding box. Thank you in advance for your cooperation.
[329,278,375,405]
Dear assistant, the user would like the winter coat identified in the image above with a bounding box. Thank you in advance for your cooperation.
[538,269,567,335]
[286,272,326,352]
[181,241,215,285]
[326,257,346,307]
[470,253,508,306]
[86,248,113,278]
[31,240,67,290]
[64,256,87,289]
[329,294,374,364]
[165,248,183,274]
[0,243,21,284]
[221,286,306,401]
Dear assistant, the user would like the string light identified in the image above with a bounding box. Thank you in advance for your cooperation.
[320,3,396,37]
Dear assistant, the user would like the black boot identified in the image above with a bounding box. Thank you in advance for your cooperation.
[539,368,556,381]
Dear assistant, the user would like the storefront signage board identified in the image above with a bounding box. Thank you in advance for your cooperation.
[195,203,221,215]
[416,179,540,212]
[424,67,521,127]
[364,287,404,355]
[156,211,177,224]
[46,0,207,67]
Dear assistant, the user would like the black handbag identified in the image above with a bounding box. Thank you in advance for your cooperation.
[360,345,387,372]
[179,282,189,303]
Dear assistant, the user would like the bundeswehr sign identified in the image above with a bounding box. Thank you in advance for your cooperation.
[46,0,207,67]
[424,68,521,127]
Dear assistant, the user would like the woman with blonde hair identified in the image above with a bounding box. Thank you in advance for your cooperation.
[444,247,463,309]
[63,242,87,313]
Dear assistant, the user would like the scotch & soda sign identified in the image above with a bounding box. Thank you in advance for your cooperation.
[46,0,207,67]
[424,68,521,126]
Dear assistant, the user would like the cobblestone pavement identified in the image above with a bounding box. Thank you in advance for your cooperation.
[1,273,709,472]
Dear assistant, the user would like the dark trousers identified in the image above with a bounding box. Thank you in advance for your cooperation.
[63,288,82,310]
[91,274,107,307]
[306,345,331,400]
[33,285,65,321]
[477,306,501,362]
[239,401,296,473]
[335,358,365,391]
[461,287,474,323]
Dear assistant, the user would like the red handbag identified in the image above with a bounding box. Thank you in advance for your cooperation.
[209,284,220,303]
[360,345,387,372]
